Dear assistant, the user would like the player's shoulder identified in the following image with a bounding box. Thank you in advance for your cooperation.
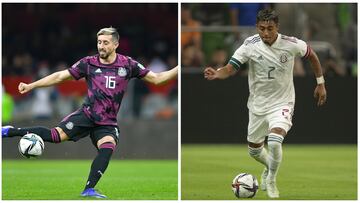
[243,34,261,46]
[115,54,147,73]
[279,34,301,44]
[72,55,93,68]
[80,54,103,68]
[117,53,133,62]
[77,54,100,65]
[116,53,138,67]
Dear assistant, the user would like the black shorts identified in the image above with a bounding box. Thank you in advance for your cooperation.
[58,109,120,148]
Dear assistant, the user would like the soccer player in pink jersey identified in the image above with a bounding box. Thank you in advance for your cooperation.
[2,27,178,198]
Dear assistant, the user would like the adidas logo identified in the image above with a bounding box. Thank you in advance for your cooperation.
[257,55,263,60]
[95,68,102,73]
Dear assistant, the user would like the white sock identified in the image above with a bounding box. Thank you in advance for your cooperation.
[267,133,284,182]
[248,145,269,168]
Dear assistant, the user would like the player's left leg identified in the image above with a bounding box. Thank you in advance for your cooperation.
[265,107,293,198]
[81,126,119,198]
[266,127,286,198]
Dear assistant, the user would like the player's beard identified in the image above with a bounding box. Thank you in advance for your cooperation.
[98,49,110,59]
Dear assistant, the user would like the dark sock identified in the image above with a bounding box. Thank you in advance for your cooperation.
[8,126,61,143]
[85,142,115,190]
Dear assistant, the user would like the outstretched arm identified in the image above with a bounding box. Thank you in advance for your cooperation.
[308,48,327,106]
[18,70,73,94]
[204,64,237,80]
[142,65,178,85]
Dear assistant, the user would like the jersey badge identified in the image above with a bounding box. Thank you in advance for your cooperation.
[118,67,127,77]
[280,53,288,63]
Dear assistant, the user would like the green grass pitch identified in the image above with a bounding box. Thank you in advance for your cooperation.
[181,144,357,200]
[3,159,177,200]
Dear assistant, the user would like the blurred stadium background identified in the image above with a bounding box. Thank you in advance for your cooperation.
[2,3,178,159]
[181,3,357,200]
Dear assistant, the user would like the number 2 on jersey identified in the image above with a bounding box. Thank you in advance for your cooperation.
[104,76,116,89]
[267,66,275,79]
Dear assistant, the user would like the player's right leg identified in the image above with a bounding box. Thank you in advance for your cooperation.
[247,111,269,191]
[2,125,68,143]
[2,109,93,143]
[2,125,14,136]
[248,142,269,191]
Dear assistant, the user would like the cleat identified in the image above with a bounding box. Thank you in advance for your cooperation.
[266,180,279,198]
[260,168,268,191]
[2,126,14,137]
[81,188,107,198]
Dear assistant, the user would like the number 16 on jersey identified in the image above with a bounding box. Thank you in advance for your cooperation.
[104,76,116,89]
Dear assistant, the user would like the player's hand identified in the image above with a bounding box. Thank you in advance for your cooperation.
[18,82,33,94]
[314,84,327,106]
[204,67,218,80]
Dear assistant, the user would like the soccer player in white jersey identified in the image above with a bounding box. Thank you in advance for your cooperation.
[204,9,327,198]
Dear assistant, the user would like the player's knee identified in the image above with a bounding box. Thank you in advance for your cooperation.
[97,136,116,149]
[52,127,69,143]
[98,141,116,154]
[270,127,286,136]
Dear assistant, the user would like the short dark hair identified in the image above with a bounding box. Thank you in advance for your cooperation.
[97,27,120,43]
[256,9,279,24]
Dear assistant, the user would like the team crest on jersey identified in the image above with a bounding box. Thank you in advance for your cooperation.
[280,53,288,63]
[118,67,127,77]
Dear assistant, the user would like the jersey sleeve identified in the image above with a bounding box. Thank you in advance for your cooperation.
[294,38,311,58]
[128,57,150,79]
[68,57,88,80]
[228,43,250,71]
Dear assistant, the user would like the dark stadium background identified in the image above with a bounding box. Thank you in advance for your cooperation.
[2,3,178,159]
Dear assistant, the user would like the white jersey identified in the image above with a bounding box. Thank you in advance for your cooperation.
[229,33,310,115]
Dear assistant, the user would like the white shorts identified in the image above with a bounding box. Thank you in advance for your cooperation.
[247,106,293,144]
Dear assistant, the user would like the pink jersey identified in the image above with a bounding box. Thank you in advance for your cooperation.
[68,54,150,125]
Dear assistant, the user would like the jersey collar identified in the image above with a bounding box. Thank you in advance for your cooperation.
[89,54,122,68]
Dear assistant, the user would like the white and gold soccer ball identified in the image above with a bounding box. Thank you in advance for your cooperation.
[18,133,45,158]
[231,173,259,198]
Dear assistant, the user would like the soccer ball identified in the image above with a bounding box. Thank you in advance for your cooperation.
[18,133,45,158]
[231,173,259,198]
